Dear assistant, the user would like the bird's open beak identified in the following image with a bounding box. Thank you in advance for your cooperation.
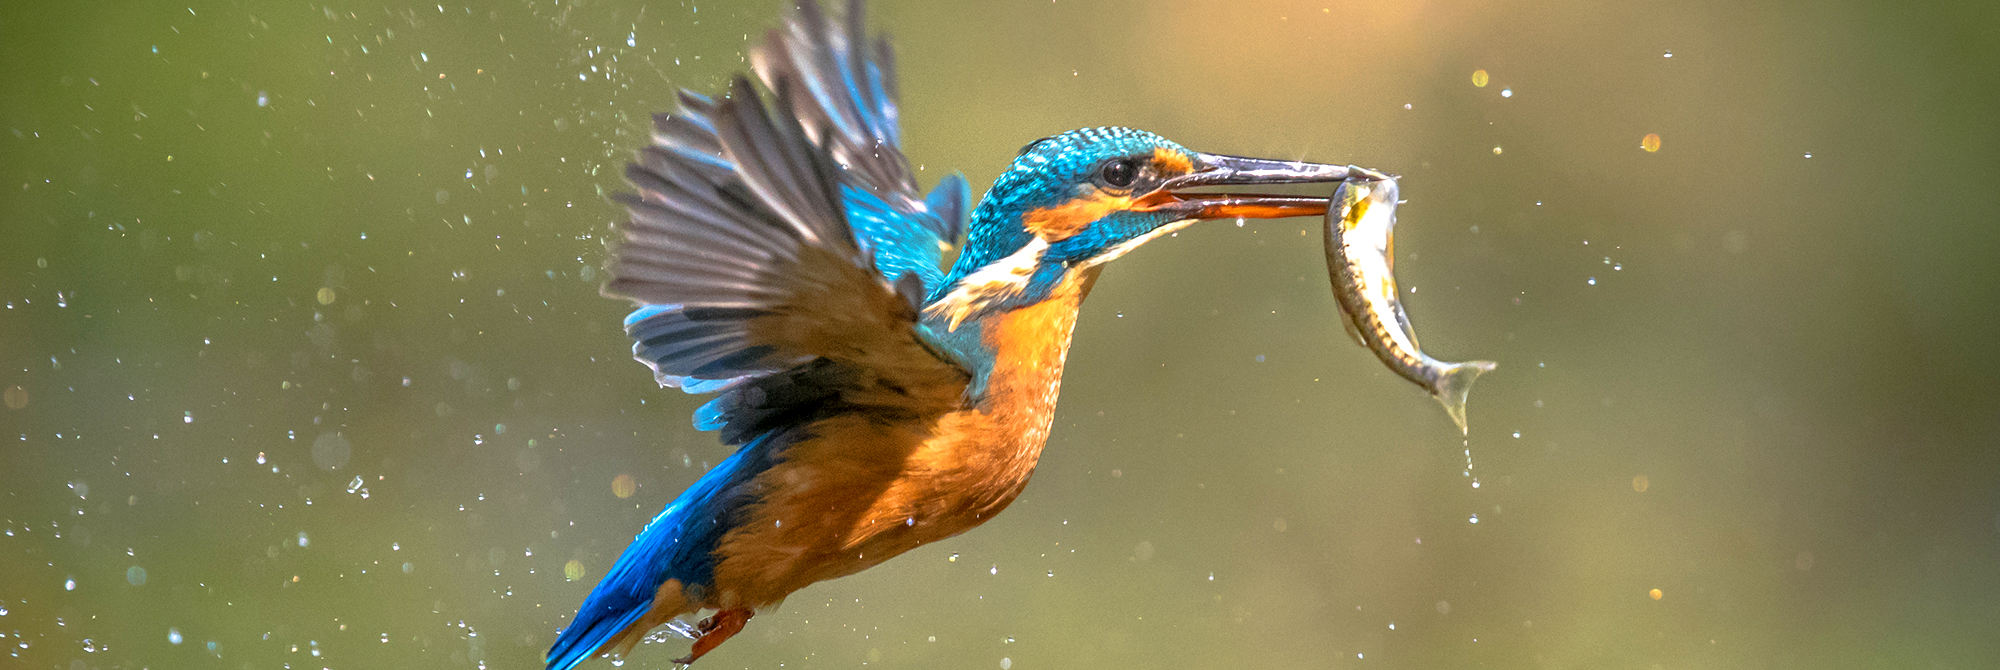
[1137,153,1391,221]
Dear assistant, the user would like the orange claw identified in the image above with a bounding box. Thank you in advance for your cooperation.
[672,608,753,665]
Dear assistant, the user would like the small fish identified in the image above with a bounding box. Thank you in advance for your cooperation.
[1324,175,1495,434]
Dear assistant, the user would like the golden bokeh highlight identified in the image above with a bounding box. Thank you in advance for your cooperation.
[612,473,637,498]
[1633,475,1650,492]
[1471,69,1489,87]
[565,559,586,581]
[316,287,337,305]
[1641,133,1662,152]
[1649,588,1663,600]
[3,385,26,410]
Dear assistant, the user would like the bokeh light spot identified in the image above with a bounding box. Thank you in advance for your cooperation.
[612,474,637,499]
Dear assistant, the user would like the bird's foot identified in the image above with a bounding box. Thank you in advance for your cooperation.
[670,608,752,665]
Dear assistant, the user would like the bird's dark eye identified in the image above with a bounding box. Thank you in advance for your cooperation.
[1099,159,1138,188]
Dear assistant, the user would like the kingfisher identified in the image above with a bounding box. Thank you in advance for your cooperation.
[547,1,1378,667]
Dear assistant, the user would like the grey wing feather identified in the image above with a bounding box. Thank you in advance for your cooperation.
[607,72,966,438]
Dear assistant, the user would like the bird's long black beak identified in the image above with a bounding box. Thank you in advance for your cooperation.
[1139,153,1392,220]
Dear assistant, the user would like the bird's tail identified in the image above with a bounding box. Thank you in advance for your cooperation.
[546,604,650,670]
[1432,360,1497,435]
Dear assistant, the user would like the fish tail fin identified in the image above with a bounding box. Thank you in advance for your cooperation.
[1433,361,1497,435]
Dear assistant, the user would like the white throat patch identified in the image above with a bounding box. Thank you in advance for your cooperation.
[924,236,1050,331]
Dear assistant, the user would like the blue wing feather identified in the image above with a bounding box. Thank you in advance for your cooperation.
[564,4,975,664]
[616,0,966,413]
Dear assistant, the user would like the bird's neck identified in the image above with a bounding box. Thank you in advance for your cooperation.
[925,266,1101,411]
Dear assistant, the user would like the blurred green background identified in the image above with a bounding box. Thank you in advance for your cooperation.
[4,0,1998,668]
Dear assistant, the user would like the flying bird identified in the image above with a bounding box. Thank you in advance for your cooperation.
[548,1,1375,667]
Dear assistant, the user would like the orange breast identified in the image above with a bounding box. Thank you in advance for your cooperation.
[704,270,1101,610]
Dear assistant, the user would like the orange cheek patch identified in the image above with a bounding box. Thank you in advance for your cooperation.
[1023,192,1133,242]
[1152,147,1193,174]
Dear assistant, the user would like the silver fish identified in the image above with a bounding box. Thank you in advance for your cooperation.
[1324,175,1495,434]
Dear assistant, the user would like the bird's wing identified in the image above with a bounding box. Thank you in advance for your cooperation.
[608,75,968,439]
[750,0,969,292]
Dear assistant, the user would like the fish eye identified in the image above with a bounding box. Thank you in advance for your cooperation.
[1098,158,1138,188]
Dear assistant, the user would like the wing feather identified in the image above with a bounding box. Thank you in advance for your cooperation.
[605,72,966,438]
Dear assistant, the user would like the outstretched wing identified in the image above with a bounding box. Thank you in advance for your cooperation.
[752,0,969,291]
[607,74,968,439]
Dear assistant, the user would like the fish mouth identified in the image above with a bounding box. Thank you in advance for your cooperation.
[1137,154,1393,221]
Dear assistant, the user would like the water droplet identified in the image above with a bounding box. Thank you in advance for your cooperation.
[1468,514,1479,524]
[168,628,183,644]
[1663,50,1673,58]
[627,32,636,47]
[297,531,310,548]
[65,577,76,590]
[1587,277,1597,285]
[947,553,958,562]
[1501,88,1513,98]
[989,564,998,575]
[256,92,268,107]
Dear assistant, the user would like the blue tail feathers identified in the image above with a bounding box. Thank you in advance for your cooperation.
[545,435,783,669]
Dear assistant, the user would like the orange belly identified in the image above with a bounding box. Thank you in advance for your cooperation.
[701,270,1096,611]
